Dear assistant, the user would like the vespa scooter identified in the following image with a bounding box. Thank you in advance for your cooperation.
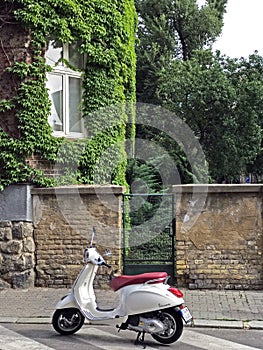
[52,228,193,346]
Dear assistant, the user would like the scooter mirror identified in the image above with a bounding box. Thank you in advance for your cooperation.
[90,227,96,247]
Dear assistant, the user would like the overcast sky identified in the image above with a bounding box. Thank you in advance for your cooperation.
[199,0,263,58]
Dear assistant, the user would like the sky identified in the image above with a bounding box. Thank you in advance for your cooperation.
[200,0,263,58]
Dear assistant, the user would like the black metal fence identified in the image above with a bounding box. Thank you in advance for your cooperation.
[123,193,176,283]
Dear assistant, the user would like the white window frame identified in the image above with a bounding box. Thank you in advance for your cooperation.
[46,42,85,138]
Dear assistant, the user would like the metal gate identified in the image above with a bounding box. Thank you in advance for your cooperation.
[123,193,176,283]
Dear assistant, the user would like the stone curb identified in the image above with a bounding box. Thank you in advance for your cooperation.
[0,317,263,330]
[188,319,244,329]
[187,320,263,330]
[0,317,51,324]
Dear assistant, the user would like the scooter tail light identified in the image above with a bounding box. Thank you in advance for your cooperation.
[168,287,184,298]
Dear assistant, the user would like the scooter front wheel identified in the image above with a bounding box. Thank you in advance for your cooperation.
[52,308,85,335]
[151,309,183,344]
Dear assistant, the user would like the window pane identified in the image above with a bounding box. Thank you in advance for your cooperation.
[69,77,82,133]
[46,74,63,132]
[69,42,84,69]
[45,40,63,66]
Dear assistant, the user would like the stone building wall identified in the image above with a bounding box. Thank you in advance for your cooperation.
[173,185,263,290]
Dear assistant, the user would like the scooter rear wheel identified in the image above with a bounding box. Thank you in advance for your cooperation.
[52,308,85,335]
[151,309,183,344]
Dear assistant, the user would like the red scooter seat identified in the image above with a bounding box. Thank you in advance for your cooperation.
[110,272,168,292]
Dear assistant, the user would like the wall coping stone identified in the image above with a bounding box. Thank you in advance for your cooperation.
[31,184,127,195]
[171,184,263,194]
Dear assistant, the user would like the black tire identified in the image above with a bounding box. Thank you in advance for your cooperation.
[151,309,183,344]
[52,308,85,335]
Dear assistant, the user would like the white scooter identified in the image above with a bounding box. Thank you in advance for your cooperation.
[52,228,193,346]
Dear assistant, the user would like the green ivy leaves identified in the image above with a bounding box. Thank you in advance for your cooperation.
[0,0,136,189]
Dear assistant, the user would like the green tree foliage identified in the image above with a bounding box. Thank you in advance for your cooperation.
[157,50,263,182]
[0,0,137,189]
[135,0,263,183]
[135,0,227,103]
[128,0,226,187]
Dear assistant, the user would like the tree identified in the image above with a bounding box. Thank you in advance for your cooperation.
[131,0,228,186]
[135,0,227,103]
[244,54,263,182]
[157,50,263,182]
[134,0,263,183]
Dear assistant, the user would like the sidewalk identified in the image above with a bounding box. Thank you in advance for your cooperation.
[0,287,262,329]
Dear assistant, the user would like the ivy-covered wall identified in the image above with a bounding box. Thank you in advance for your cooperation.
[0,0,137,190]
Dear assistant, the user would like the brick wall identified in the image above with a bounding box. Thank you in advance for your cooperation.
[0,4,31,137]
[25,155,58,178]
[173,185,263,290]
[0,6,61,177]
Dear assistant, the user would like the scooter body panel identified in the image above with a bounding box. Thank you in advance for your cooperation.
[72,264,121,320]
[119,283,184,315]
[55,292,78,310]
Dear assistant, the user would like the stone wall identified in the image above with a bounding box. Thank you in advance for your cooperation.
[0,184,262,290]
[0,184,35,288]
[0,221,35,288]
[173,185,263,290]
[32,185,125,288]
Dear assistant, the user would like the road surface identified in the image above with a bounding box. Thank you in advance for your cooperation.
[0,323,262,350]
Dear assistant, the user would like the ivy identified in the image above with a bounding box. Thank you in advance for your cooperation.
[0,100,15,113]
[0,0,137,189]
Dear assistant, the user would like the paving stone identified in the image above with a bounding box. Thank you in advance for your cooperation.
[0,287,262,327]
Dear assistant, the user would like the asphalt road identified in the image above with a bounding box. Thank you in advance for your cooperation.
[0,324,262,350]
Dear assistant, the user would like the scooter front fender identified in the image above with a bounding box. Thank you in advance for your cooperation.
[55,292,78,310]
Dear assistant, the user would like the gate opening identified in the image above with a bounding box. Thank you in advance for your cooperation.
[123,193,176,284]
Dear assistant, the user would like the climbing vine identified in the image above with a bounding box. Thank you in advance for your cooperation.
[0,0,137,190]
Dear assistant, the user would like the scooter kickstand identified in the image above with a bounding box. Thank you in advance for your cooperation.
[135,331,146,349]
